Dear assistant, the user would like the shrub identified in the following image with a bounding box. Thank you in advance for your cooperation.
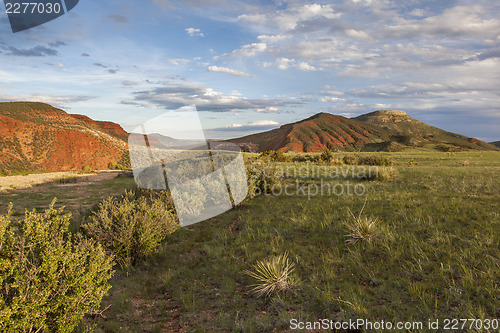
[343,155,359,165]
[374,167,399,181]
[108,161,126,170]
[320,148,333,162]
[260,150,289,162]
[307,154,321,163]
[291,154,320,163]
[80,165,93,174]
[244,252,300,297]
[246,160,284,197]
[82,190,179,267]
[343,154,393,166]
[291,154,307,163]
[0,201,114,332]
[358,155,393,166]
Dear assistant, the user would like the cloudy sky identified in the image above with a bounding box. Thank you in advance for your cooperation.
[0,0,499,141]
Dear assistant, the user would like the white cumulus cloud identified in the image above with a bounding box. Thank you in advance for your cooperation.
[207,66,252,77]
[185,28,204,37]
[249,120,279,126]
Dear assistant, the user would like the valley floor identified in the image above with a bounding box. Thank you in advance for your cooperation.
[86,150,499,332]
[0,170,125,192]
[2,150,499,332]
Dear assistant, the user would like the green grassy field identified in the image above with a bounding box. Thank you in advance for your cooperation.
[2,151,499,332]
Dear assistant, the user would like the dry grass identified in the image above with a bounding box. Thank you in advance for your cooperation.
[344,199,379,244]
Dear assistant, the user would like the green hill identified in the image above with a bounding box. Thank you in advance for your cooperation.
[230,110,498,153]
[354,110,498,151]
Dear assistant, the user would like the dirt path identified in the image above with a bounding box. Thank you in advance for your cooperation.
[0,171,134,219]
[0,171,121,192]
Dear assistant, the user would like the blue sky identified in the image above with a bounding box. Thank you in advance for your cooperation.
[0,0,499,141]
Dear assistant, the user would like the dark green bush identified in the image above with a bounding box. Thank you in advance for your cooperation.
[260,150,289,162]
[343,155,392,166]
[108,161,126,170]
[291,154,320,163]
[309,155,321,163]
[82,190,179,267]
[343,155,359,165]
[0,201,113,332]
[80,165,93,174]
[358,155,393,166]
[320,148,333,162]
[291,155,308,163]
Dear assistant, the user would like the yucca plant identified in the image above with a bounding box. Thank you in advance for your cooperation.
[244,252,300,297]
[344,199,379,244]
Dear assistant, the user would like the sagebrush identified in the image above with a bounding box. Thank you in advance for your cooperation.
[0,201,114,332]
[82,189,179,267]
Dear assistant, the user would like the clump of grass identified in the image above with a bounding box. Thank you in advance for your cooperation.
[357,166,399,181]
[58,175,79,184]
[377,167,399,180]
[366,166,399,181]
[407,159,418,167]
[460,160,470,167]
[244,252,300,297]
[344,200,379,244]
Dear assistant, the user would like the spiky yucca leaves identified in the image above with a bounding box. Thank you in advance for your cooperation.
[344,199,379,244]
[244,252,300,297]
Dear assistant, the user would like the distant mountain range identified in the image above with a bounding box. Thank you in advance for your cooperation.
[0,102,128,175]
[230,110,499,153]
[491,141,500,148]
[128,132,205,150]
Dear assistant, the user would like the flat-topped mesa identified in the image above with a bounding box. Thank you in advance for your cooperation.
[355,110,412,124]
[373,110,408,116]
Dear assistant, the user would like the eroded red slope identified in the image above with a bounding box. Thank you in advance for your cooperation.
[0,102,128,173]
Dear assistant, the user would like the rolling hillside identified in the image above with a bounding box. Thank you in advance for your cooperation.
[354,110,498,151]
[0,102,129,175]
[230,113,393,153]
[231,110,498,153]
